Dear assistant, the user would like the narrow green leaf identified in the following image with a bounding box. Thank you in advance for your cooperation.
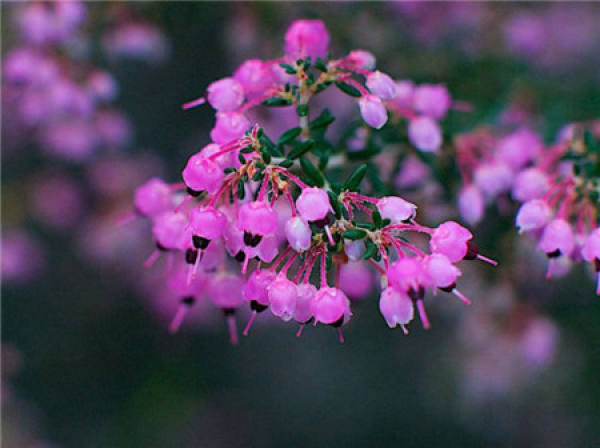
[287,139,314,160]
[344,164,367,191]
[335,82,362,98]
[278,127,302,145]
[299,156,325,188]
[343,229,367,241]
[263,97,292,107]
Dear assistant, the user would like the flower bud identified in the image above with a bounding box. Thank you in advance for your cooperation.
[210,112,250,144]
[285,216,312,252]
[408,117,442,152]
[413,84,451,120]
[206,77,244,112]
[377,196,417,223]
[516,199,552,233]
[284,20,330,60]
[134,178,173,217]
[366,70,397,100]
[311,287,351,325]
[358,94,388,129]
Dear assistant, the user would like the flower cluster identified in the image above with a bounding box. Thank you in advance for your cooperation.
[183,19,454,154]
[2,1,130,160]
[456,121,600,294]
[515,125,600,291]
[133,20,494,343]
[456,127,544,225]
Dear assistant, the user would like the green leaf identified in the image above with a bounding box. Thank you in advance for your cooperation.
[363,240,378,260]
[237,180,245,200]
[335,82,362,98]
[355,221,376,230]
[342,229,367,241]
[314,57,328,72]
[287,140,315,160]
[279,63,296,74]
[327,191,342,218]
[238,153,246,164]
[343,164,367,191]
[309,109,336,130]
[278,127,302,146]
[296,104,309,117]
[263,97,292,107]
[299,156,325,188]
[260,149,271,164]
[372,210,382,228]
[278,159,294,168]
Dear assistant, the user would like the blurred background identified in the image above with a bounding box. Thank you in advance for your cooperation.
[2,2,600,447]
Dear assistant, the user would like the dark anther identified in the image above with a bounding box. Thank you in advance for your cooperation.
[185,248,198,264]
[193,235,210,249]
[234,250,246,262]
[313,216,331,228]
[156,242,168,251]
[546,249,561,258]
[595,259,600,272]
[223,308,236,316]
[464,241,479,260]
[330,315,345,328]
[408,286,425,302]
[244,232,263,247]
[439,283,457,293]
[186,187,202,197]
[250,300,268,312]
[181,296,196,306]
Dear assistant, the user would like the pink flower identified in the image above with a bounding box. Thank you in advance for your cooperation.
[458,185,484,225]
[423,254,461,289]
[430,221,473,262]
[359,94,388,129]
[512,168,550,202]
[296,187,332,222]
[294,283,317,323]
[538,219,575,257]
[207,77,245,112]
[347,50,376,70]
[284,19,330,60]
[366,70,398,100]
[377,196,417,223]
[238,201,278,237]
[243,269,277,306]
[234,59,273,97]
[582,228,600,262]
[189,206,226,242]
[408,117,442,152]
[311,287,351,325]
[210,112,250,144]
[267,274,298,321]
[182,152,224,194]
[379,288,414,329]
[134,178,173,217]
[285,216,312,252]
[516,199,553,233]
[152,212,192,250]
[413,84,451,119]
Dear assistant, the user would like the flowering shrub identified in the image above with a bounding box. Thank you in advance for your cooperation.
[133,19,496,343]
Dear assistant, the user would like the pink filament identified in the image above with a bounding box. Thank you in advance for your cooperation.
[143,249,161,269]
[243,311,257,336]
[416,300,431,329]
[227,314,239,345]
[182,96,206,110]
[169,305,187,334]
[452,288,471,305]
[337,327,345,343]
[476,253,498,266]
